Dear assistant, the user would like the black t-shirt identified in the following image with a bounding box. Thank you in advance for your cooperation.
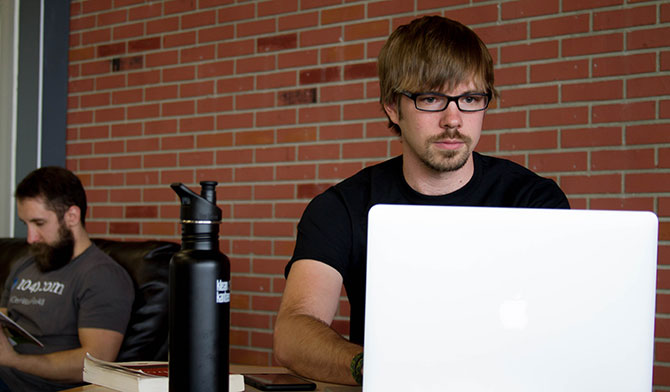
[287,152,569,345]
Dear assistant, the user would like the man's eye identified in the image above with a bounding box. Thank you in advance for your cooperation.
[419,95,443,104]
[462,95,480,104]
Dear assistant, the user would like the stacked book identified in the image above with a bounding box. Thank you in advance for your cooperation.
[83,353,244,392]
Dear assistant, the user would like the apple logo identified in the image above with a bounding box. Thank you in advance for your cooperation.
[499,298,529,330]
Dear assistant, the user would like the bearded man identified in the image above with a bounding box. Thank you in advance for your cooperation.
[0,166,134,391]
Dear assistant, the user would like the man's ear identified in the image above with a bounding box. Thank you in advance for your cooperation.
[384,102,400,125]
[63,206,81,228]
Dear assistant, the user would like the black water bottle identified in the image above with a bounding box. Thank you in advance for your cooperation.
[169,181,230,392]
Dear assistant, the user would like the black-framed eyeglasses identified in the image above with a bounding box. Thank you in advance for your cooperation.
[400,91,492,112]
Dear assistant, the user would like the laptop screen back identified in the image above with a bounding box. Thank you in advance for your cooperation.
[364,205,657,392]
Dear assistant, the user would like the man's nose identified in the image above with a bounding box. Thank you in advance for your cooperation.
[26,228,40,244]
[440,101,462,128]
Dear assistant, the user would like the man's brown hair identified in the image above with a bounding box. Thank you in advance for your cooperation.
[15,166,88,226]
[378,16,497,135]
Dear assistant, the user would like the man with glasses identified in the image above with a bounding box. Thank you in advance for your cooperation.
[274,15,569,385]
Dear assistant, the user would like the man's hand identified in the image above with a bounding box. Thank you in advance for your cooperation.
[0,330,19,367]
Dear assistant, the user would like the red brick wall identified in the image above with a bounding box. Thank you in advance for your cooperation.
[67,0,670,384]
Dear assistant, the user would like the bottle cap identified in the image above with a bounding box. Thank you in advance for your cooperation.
[171,182,222,223]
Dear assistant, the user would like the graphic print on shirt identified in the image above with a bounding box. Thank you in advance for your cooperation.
[8,278,66,306]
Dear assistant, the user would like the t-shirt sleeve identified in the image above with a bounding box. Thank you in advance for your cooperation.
[286,189,353,279]
[77,262,134,334]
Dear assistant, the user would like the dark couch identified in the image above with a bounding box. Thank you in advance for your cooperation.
[0,238,180,362]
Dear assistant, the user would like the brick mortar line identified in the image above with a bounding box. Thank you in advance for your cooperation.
[69,22,670,59]
[67,126,669,141]
[70,151,670,166]
[70,149,670,160]
[97,218,301,224]
[63,69,668,100]
[66,93,670,116]
[498,72,670,88]
[495,145,670,153]
[77,166,670,175]
[65,120,670,136]
[69,140,395,152]
[73,163,384,172]
[69,100,383,112]
[67,54,666,82]
[485,119,670,126]
[561,194,670,197]
[493,47,670,67]
[80,184,670,193]
[69,122,390,134]
[90,212,669,220]
[90,209,669,217]
[68,40,642,69]
[67,47,668,76]
[69,3,668,35]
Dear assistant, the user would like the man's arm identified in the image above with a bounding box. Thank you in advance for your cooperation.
[274,259,362,385]
[0,327,123,383]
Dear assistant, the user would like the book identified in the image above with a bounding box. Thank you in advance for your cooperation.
[83,353,244,392]
[0,312,44,347]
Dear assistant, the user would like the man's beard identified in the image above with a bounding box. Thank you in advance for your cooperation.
[419,129,473,172]
[30,222,75,272]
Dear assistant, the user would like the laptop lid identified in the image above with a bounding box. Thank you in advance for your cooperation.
[364,205,658,392]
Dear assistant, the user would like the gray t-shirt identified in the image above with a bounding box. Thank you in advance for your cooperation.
[0,244,134,391]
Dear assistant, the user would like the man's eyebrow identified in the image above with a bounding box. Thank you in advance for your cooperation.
[463,89,488,94]
[429,89,487,96]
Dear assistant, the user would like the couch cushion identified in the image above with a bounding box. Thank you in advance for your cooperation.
[92,239,179,361]
[0,238,30,291]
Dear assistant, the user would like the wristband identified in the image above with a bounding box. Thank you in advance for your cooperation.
[350,352,364,385]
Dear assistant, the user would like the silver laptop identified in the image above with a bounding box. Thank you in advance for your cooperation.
[364,205,658,392]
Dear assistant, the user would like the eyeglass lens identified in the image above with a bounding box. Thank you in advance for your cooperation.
[414,93,489,112]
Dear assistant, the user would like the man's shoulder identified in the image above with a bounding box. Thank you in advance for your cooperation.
[71,244,132,283]
[475,152,537,176]
[475,152,557,186]
[302,156,401,218]
[473,152,569,208]
[333,156,400,193]
[76,244,116,268]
